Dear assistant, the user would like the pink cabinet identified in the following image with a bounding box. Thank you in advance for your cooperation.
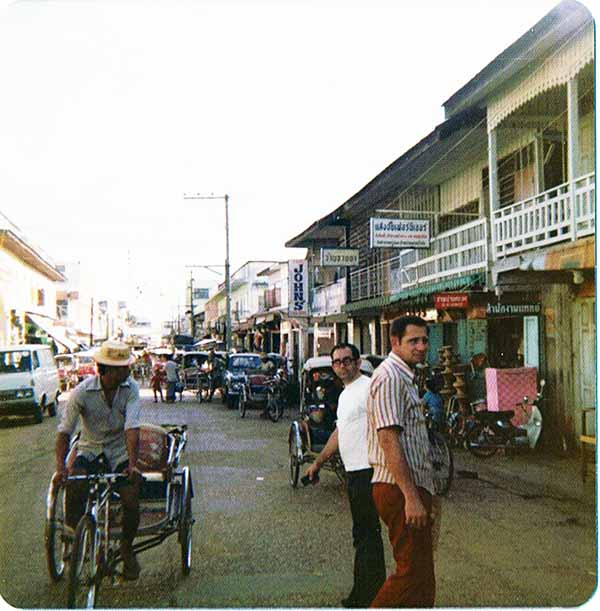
[485,367,538,426]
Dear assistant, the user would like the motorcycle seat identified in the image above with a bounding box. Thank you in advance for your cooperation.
[475,410,515,423]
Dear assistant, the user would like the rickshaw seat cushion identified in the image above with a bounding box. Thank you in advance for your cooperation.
[136,424,170,473]
[248,373,269,385]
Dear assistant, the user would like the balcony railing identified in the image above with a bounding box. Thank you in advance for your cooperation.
[493,172,595,259]
[312,277,346,316]
[258,288,282,313]
[350,219,488,302]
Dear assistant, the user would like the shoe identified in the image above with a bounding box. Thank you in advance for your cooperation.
[121,548,141,581]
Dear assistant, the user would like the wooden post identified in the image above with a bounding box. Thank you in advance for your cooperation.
[487,127,499,262]
[567,77,580,241]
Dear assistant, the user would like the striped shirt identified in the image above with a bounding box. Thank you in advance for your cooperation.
[366,351,434,494]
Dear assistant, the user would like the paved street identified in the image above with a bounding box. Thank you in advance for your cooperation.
[0,387,596,608]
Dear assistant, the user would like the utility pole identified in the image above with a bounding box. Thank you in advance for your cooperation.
[89,298,94,347]
[183,193,232,351]
[189,270,195,339]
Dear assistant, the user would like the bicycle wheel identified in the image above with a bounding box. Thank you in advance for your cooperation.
[267,394,281,422]
[179,469,193,576]
[45,481,68,582]
[238,394,246,418]
[429,431,453,496]
[466,423,498,458]
[67,515,100,609]
[289,437,300,487]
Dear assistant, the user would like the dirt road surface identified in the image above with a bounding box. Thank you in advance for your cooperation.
[0,387,596,608]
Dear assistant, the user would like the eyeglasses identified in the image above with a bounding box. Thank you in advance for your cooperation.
[332,357,356,367]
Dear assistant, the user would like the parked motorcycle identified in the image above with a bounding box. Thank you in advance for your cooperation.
[466,379,545,458]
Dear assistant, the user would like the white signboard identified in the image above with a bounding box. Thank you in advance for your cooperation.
[320,248,359,267]
[288,260,309,315]
[369,218,430,248]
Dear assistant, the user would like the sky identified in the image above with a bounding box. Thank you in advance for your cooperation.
[0,0,592,325]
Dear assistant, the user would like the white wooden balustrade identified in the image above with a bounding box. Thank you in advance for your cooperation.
[493,172,595,259]
[350,219,488,302]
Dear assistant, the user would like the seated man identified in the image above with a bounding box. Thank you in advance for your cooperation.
[54,340,142,581]
[259,353,275,375]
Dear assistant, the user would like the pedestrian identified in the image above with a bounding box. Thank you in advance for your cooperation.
[305,343,386,608]
[366,315,436,608]
[150,356,165,403]
[423,375,445,431]
[53,340,143,580]
[164,354,179,403]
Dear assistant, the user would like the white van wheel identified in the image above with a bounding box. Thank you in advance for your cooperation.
[33,400,44,424]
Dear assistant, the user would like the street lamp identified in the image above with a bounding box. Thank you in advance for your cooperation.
[183,193,232,352]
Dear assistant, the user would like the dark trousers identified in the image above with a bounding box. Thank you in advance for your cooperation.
[166,381,176,401]
[346,468,387,606]
[370,484,434,608]
[66,455,140,546]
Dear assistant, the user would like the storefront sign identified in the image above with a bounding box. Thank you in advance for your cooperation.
[193,288,210,300]
[434,293,469,309]
[288,260,309,315]
[486,303,541,316]
[369,218,430,248]
[320,248,359,267]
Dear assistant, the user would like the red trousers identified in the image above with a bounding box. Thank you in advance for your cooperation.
[370,484,435,608]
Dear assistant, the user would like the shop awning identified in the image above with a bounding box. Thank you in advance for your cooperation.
[390,273,486,305]
[342,295,392,314]
[26,313,80,351]
[312,312,348,324]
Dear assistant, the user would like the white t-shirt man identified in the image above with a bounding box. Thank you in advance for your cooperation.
[165,360,178,382]
[336,374,371,472]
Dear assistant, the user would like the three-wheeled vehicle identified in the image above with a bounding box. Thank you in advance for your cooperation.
[74,351,96,384]
[288,356,374,487]
[222,353,264,412]
[56,354,77,391]
[45,423,193,608]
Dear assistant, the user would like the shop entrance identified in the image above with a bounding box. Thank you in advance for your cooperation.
[487,316,540,368]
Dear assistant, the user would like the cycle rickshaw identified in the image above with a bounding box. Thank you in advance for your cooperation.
[288,356,374,487]
[45,423,194,608]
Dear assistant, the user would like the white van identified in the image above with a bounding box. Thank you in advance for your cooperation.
[0,344,61,423]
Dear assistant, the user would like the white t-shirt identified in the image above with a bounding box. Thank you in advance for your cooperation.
[336,374,371,472]
[165,360,178,382]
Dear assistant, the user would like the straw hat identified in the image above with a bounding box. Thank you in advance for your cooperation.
[93,340,136,367]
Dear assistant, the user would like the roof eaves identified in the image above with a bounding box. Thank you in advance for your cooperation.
[442,0,593,116]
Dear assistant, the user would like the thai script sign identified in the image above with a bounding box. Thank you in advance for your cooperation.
[434,293,469,309]
[288,260,308,315]
[369,218,430,248]
[486,303,541,316]
[320,248,359,267]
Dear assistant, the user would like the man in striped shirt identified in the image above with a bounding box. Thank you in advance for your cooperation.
[366,315,435,607]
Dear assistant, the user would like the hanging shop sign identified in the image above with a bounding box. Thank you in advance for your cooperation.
[288,260,309,315]
[369,218,430,248]
[320,248,359,267]
[486,303,541,316]
[434,293,469,310]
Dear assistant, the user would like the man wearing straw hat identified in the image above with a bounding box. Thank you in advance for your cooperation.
[54,340,143,580]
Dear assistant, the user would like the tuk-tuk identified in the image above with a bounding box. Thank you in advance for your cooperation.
[288,356,374,487]
[55,354,77,391]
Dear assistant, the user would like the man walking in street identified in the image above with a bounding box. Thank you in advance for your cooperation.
[164,354,179,403]
[54,340,143,580]
[305,343,386,608]
[367,315,435,608]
